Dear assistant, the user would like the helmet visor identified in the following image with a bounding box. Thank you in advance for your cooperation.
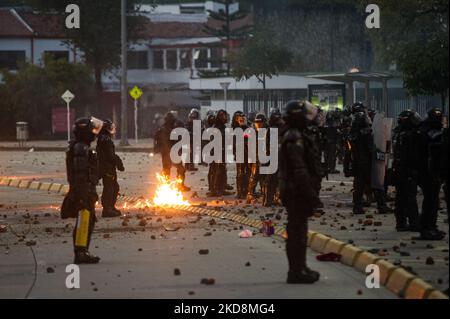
[90,117,104,135]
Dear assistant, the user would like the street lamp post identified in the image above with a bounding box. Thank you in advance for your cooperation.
[120,0,129,146]
[220,82,231,114]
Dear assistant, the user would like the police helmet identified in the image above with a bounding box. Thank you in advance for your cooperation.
[73,117,103,142]
[351,101,367,114]
[188,108,200,121]
[101,119,116,135]
[426,108,443,124]
[352,111,371,128]
[398,110,422,128]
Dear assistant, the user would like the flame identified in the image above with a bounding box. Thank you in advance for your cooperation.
[152,173,190,207]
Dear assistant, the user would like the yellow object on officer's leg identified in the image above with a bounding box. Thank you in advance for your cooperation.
[75,209,90,248]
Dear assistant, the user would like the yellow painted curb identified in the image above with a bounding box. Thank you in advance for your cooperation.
[426,290,449,299]
[60,185,70,194]
[307,231,318,246]
[405,278,435,299]
[49,183,63,192]
[375,259,399,286]
[323,239,347,255]
[0,178,11,186]
[310,233,331,253]
[385,268,416,297]
[353,252,381,273]
[9,179,20,187]
[29,181,41,190]
[340,245,363,266]
[39,182,52,191]
[18,180,31,189]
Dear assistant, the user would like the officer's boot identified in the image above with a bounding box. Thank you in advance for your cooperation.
[286,217,319,284]
[73,211,100,264]
[395,212,409,232]
[102,207,121,218]
[74,250,101,264]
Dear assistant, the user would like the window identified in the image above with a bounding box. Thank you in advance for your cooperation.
[152,50,164,69]
[0,51,26,70]
[194,48,208,69]
[180,49,191,69]
[43,51,69,64]
[127,51,148,70]
[210,48,223,68]
[166,50,177,70]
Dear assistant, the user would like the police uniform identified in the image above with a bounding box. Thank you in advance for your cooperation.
[96,120,124,218]
[279,100,321,284]
[232,111,250,199]
[155,112,190,191]
[418,109,445,240]
[246,113,266,203]
[350,111,391,214]
[262,108,283,207]
[392,111,421,231]
[324,110,341,174]
[186,108,201,172]
[61,117,103,264]
[208,110,232,197]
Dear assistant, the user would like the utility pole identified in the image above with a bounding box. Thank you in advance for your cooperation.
[120,0,129,146]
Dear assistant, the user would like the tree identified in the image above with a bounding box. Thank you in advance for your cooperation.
[360,0,449,104]
[0,59,95,139]
[24,0,143,111]
[232,26,292,112]
[201,0,253,77]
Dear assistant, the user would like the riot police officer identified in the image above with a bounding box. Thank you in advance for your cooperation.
[324,109,341,174]
[247,113,267,204]
[186,108,201,172]
[261,108,283,206]
[97,120,124,218]
[304,106,327,209]
[341,109,353,177]
[418,108,445,240]
[208,109,233,197]
[279,100,321,284]
[232,111,250,199]
[392,110,422,231]
[61,117,103,264]
[154,111,190,191]
[350,111,391,214]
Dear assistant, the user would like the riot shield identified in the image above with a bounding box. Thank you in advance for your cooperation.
[371,112,390,190]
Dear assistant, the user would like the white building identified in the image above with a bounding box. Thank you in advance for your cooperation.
[0,9,79,70]
[189,74,343,116]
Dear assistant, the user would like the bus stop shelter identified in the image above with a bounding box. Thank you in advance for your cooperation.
[307,71,393,114]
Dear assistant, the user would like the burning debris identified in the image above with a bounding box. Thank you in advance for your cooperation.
[152,174,190,207]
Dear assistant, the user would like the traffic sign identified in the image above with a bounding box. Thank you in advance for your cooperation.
[62,90,75,103]
[129,86,143,100]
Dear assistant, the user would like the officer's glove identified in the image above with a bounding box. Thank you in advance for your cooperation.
[116,155,125,172]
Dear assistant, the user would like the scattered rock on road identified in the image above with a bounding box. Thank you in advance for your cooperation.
[200,278,215,285]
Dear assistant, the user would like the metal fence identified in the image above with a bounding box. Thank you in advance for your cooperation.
[356,88,448,118]
[243,88,448,118]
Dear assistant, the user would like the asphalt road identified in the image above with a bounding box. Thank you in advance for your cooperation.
[1,150,447,298]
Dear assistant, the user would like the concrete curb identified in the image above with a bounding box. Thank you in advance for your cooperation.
[1,176,448,300]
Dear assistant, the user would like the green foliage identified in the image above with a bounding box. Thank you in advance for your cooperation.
[362,0,449,97]
[232,26,292,88]
[0,59,95,139]
[24,0,143,93]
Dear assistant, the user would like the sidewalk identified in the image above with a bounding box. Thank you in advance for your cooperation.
[0,139,154,153]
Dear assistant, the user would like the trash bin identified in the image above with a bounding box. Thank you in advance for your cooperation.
[16,122,29,147]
